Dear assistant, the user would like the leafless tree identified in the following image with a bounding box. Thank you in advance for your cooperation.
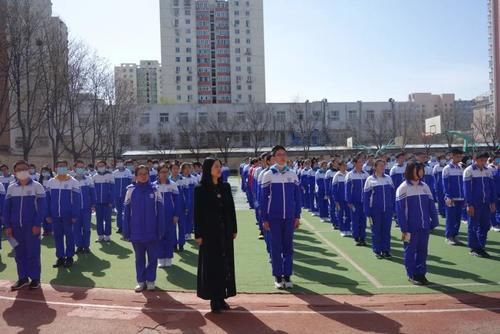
[245,102,269,156]
[178,111,205,162]
[472,111,498,150]
[288,101,319,158]
[364,110,392,150]
[206,111,238,164]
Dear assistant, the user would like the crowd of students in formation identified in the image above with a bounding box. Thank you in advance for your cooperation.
[240,147,500,288]
[0,158,231,292]
[1,146,499,296]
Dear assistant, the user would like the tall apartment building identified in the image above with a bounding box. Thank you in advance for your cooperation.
[114,60,162,104]
[489,0,500,138]
[159,0,265,104]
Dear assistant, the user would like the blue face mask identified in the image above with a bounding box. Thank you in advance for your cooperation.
[76,168,86,175]
[57,167,68,175]
[42,172,50,177]
[496,158,500,165]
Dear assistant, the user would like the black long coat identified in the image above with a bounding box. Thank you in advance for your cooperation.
[194,182,237,300]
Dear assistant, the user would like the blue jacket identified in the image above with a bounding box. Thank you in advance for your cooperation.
[260,165,301,221]
[390,164,406,191]
[113,168,133,199]
[463,164,496,206]
[442,163,464,200]
[93,172,115,204]
[332,171,347,203]
[315,169,327,196]
[181,174,196,212]
[433,164,444,194]
[123,182,165,243]
[0,183,4,227]
[495,167,500,200]
[424,164,436,199]
[0,174,15,192]
[222,166,231,183]
[242,165,250,192]
[396,181,439,233]
[325,169,336,199]
[363,174,395,215]
[154,180,181,220]
[77,176,96,210]
[46,176,81,219]
[345,170,369,204]
[3,179,47,228]
[149,168,158,184]
[299,168,311,192]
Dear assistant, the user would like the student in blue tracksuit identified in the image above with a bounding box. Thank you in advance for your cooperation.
[147,159,159,184]
[243,159,256,209]
[308,163,318,215]
[240,158,250,194]
[333,162,351,236]
[261,145,301,290]
[155,165,181,268]
[364,159,395,259]
[493,157,500,232]
[3,160,47,290]
[464,152,496,258]
[252,153,267,239]
[390,152,406,191]
[325,162,338,229]
[39,166,54,236]
[123,165,165,292]
[170,163,186,252]
[93,160,115,243]
[257,153,274,256]
[315,161,329,222]
[433,155,447,218]
[416,152,436,200]
[46,160,81,268]
[73,160,95,254]
[113,159,133,234]
[442,149,465,245]
[396,161,439,286]
[346,157,369,246]
[363,156,374,175]
[181,163,195,240]
[0,164,15,191]
[221,163,231,183]
[300,160,312,210]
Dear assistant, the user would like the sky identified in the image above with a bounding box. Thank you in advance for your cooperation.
[51,0,490,102]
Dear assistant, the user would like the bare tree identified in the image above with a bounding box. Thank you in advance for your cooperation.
[206,111,238,164]
[288,101,318,158]
[472,111,498,150]
[178,112,205,162]
[364,111,392,150]
[245,102,269,156]
[5,0,50,160]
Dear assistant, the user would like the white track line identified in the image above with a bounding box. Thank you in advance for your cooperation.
[301,217,384,288]
[0,295,499,315]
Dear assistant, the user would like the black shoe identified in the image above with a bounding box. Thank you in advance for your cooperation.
[382,252,392,258]
[333,226,338,230]
[116,229,122,234]
[470,249,484,257]
[64,257,74,268]
[258,233,264,240]
[479,249,491,258]
[75,247,83,254]
[376,253,383,259]
[178,245,184,252]
[408,276,423,286]
[210,300,221,314]
[173,245,179,253]
[53,258,65,268]
[11,278,30,291]
[360,240,367,246]
[29,280,41,289]
[355,239,362,246]
[420,275,430,285]
[83,248,91,254]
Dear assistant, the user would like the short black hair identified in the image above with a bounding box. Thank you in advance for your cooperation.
[451,148,464,155]
[404,161,424,181]
[271,145,286,156]
[135,165,149,176]
[396,152,406,158]
[477,152,490,159]
[13,160,29,170]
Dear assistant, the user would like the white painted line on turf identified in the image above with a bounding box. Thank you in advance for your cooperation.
[381,281,500,289]
[301,218,384,288]
[0,295,499,315]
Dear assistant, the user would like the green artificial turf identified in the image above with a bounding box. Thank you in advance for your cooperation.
[1,177,499,295]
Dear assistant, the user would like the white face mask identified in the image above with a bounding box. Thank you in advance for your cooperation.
[117,162,124,168]
[153,164,159,169]
[16,171,30,181]
[98,167,106,173]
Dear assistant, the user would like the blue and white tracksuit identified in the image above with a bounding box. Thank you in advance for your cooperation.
[332,171,351,233]
[364,175,395,254]
[181,174,196,236]
[252,166,264,223]
[390,164,406,194]
[315,169,329,219]
[113,168,133,231]
[46,177,81,259]
[346,170,369,241]
[260,166,301,277]
[300,168,312,210]
[424,164,436,201]
[242,164,254,209]
[363,163,373,176]
[433,164,446,217]
[123,182,165,284]
[494,167,500,228]
[74,176,95,249]
[3,180,47,281]
[0,174,15,194]
[257,167,272,255]
[155,180,181,261]
[93,172,115,237]
[308,168,318,213]
[222,166,231,183]
[325,169,338,227]
[149,168,158,184]
[442,163,464,239]
[463,164,496,251]
[396,181,439,279]
[170,175,186,247]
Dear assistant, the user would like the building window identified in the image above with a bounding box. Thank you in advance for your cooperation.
[179,112,189,124]
[140,113,150,125]
[348,110,357,121]
[199,112,208,123]
[160,113,169,123]
[175,57,181,62]
[366,110,375,121]
[186,57,192,62]
[329,110,340,121]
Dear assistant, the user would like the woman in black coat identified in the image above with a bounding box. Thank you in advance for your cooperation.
[194,158,238,313]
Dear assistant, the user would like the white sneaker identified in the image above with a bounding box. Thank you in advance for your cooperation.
[146,281,156,291]
[95,235,104,242]
[312,212,319,217]
[135,282,145,293]
[104,235,110,242]
[164,258,173,267]
[491,226,500,232]
[274,280,284,289]
[445,238,457,246]
[284,279,293,289]
[345,231,352,237]
[185,233,192,241]
[158,258,166,268]
[340,232,347,237]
